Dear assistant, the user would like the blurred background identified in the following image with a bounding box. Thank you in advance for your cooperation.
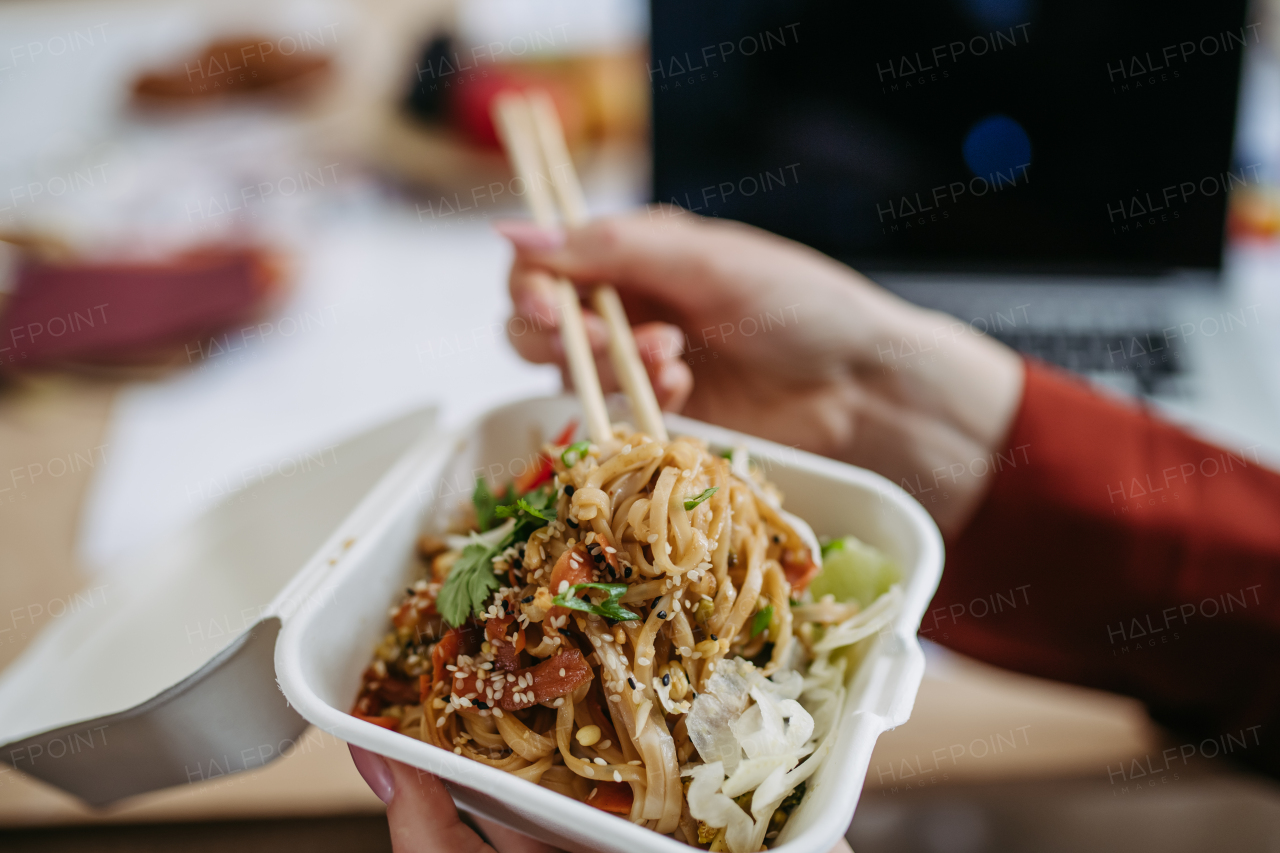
[1,0,1279,850]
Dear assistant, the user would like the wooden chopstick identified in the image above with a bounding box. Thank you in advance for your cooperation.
[493,93,613,447]
[525,92,669,441]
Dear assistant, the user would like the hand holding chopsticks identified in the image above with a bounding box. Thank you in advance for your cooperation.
[492,90,669,445]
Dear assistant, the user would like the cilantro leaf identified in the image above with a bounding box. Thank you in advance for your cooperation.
[494,496,555,522]
[751,604,774,638]
[438,542,502,627]
[684,487,719,511]
[561,440,591,467]
[553,582,640,622]
[472,477,501,532]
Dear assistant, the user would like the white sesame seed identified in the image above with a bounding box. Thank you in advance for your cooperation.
[492,708,504,718]
[613,771,623,783]
[609,694,621,702]
[647,534,658,544]
[594,757,606,766]
[559,668,566,677]
[454,746,462,754]
[628,760,642,766]
[583,766,595,777]
[558,581,570,593]
[637,657,650,666]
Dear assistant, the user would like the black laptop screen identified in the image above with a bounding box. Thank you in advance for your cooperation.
[650,0,1251,275]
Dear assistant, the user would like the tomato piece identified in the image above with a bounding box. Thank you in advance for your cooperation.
[353,713,400,730]
[431,623,482,689]
[588,781,633,814]
[497,649,593,712]
[782,547,821,594]
[549,545,594,592]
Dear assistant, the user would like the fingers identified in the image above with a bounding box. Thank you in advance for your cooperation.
[495,212,704,307]
[829,838,854,853]
[472,815,562,853]
[633,323,692,412]
[361,747,494,853]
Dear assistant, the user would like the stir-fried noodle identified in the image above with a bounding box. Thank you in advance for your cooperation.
[352,423,900,851]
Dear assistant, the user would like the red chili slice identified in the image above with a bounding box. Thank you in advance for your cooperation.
[496,649,593,711]
[513,419,579,494]
[588,781,634,814]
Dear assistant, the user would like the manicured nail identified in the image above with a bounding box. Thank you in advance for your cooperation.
[349,744,395,804]
[493,220,566,252]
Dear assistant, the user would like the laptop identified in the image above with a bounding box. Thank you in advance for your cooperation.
[650,0,1280,453]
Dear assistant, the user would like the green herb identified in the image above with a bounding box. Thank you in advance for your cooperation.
[472,477,513,532]
[437,543,503,628]
[494,496,555,522]
[683,487,719,511]
[719,448,734,459]
[553,582,640,622]
[441,485,556,626]
[751,604,774,638]
[561,440,591,467]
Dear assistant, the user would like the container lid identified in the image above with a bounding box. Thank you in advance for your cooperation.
[0,406,438,806]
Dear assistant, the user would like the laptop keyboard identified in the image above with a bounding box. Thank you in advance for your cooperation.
[992,329,1187,394]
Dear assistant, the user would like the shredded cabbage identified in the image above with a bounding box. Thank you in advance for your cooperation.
[684,583,902,852]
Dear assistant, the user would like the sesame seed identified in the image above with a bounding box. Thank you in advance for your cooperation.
[565,485,575,496]
[454,746,462,754]
[657,610,667,620]
[662,673,670,686]
[613,771,623,783]
[609,694,621,702]
[583,766,595,777]
[627,677,637,689]
[522,595,534,604]
[588,787,597,799]
[600,740,611,749]
[492,708,504,718]
[594,757,606,766]
[628,760,642,766]
[558,581,570,594]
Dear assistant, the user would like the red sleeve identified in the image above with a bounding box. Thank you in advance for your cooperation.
[931,359,1280,775]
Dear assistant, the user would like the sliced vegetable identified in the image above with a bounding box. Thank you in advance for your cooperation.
[561,440,591,467]
[809,536,898,609]
[750,604,774,638]
[684,486,718,511]
[431,624,482,689]
[588,781,635,814]
[553,582,640,622]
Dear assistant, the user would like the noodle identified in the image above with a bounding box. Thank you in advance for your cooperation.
[350,422,900,851]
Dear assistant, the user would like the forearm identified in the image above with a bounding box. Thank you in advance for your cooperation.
[935,360,1280,775]
[834,284,1026,535]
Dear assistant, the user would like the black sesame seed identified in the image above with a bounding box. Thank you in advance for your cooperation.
[405,588,414,596]
[565,485,575,496]
[475,701,489,710]
[567,518,579,528]
[628,677,637,689]
[772,535,781,544]
[624,567,632,578]
[522,595,534,604]
[710,634,718,641]
[657,610,667,620]
[662,673,671,686]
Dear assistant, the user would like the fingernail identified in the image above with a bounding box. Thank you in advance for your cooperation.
[349,744,395,804]
[493,220,566,252]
